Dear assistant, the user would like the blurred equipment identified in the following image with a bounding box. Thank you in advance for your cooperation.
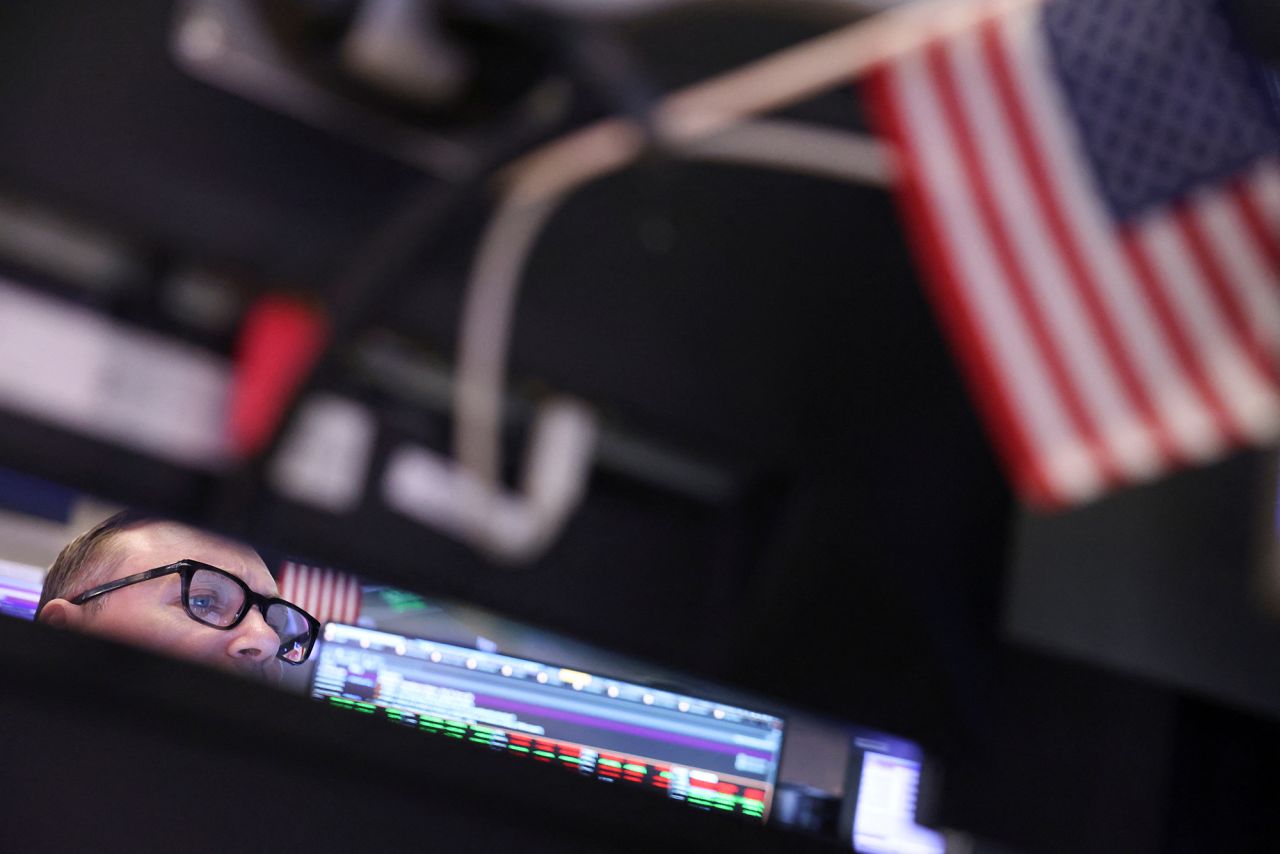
[839,729,944,854]
[772,782,843,838]
[171,0,554,174]
[1006,449,1280,721]
[340,0,473,107]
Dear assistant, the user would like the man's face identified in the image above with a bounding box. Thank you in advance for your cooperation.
[50,523,285,683]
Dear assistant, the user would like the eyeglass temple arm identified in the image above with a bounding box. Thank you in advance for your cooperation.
[69,565,180,605]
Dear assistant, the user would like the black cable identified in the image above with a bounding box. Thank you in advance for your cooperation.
[204,4,668,544]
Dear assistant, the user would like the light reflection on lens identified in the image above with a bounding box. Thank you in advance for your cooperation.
[188,569,246,627]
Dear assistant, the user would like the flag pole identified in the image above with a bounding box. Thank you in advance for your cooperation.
[501,0,1041,203]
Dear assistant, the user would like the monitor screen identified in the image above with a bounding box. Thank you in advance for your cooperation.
[0,559,42,621]
[310,622,786,820]
[839,730,944,854]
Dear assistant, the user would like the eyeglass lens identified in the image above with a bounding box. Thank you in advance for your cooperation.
[187,568,313,661]
[187,568,247,627]
[266,601,314,662]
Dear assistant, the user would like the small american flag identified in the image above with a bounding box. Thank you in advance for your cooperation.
[863,0,1280,505]
[277,561,362,626]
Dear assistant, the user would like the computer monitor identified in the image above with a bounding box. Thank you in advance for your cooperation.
[309,622,786,821]
[838,729,944,854]
[0,558,42,621]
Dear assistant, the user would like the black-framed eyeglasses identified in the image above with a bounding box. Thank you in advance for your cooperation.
[70,559,320,664]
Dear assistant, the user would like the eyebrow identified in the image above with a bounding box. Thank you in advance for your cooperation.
[186,557,277,597]
[240,576,280,600]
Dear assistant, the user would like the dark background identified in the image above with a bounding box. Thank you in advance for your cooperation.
[1,2,1279,852]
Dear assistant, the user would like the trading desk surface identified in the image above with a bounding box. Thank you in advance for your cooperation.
[0,616,844,853]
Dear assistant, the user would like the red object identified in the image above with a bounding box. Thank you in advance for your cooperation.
[228,295,329,458]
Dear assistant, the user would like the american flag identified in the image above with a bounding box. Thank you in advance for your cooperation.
[277,561,363,626]
[862,0,1280,506]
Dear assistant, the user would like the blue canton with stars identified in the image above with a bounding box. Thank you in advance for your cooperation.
[1043,0,1280,222]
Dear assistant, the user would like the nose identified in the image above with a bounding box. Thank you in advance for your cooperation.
[227,604,281,666]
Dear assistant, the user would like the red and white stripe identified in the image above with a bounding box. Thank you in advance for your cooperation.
[862,0,1280,506]
[277,561,362,626]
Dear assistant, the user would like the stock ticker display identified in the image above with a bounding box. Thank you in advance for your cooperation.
[310,623,785,820]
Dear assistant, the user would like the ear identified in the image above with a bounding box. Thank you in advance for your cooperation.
[38,598,81,629]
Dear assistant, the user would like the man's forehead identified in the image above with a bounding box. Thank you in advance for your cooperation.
[110,523,275,590]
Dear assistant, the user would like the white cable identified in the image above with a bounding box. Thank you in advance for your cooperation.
[445,117,892,562]
[434,0,1036,562]
[454,193,564,486]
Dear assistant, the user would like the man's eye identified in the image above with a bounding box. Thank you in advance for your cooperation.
[189,593,224,613]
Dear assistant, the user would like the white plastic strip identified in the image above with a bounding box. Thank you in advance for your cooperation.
[0,279,230,468]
